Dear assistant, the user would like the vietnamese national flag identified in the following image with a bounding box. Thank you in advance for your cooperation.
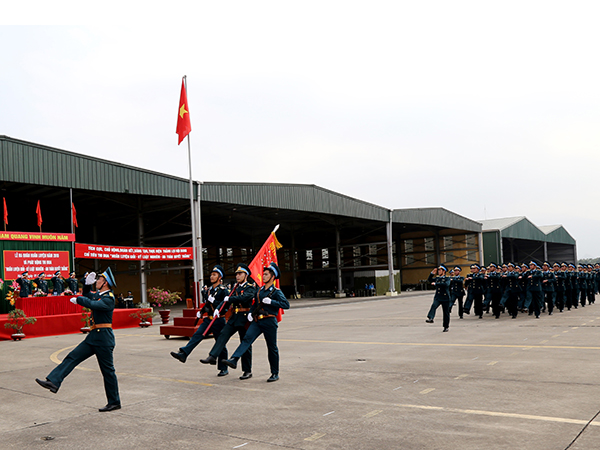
[248,229,284,321]
[176,78,192,145]
[72,202,78,228]
[3,197,7,225]
[36,200,42,227]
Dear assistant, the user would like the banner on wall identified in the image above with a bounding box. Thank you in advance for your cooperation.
[74,243,193,261]
[0,231,75,242]
[3,250,70,279]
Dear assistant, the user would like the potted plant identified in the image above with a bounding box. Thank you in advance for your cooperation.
[80,307,92,333]
[129,309,156,327]
[147,287,181,324]
[4,309,37,340]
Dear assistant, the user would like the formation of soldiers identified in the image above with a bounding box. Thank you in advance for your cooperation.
[426,261,598,331]
[16,270,81,297]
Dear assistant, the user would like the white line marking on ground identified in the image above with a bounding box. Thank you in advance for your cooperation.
[323,411,335,416]
[420,388,435,394]
[305,433,326,441]
[233,443,248,448]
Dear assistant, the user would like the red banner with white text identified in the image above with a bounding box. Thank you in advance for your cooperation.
[3,250,70,279]
[74,243,193,261]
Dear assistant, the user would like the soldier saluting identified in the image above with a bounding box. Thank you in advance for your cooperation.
[200,263,256,380]
[35,268,122,412]
[223,262,290,382]
[170,265,231,376]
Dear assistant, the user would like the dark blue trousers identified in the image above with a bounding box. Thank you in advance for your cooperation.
[209,322,252,373]
[47,340,120,406]
[180,318,229,370]
[232,318,280,375]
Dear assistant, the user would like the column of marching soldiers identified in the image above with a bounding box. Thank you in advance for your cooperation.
[426,261,598,331]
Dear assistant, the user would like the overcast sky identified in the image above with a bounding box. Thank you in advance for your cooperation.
[3,1,600,257]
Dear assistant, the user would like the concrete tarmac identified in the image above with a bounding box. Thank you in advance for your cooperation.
[1,292,600,449]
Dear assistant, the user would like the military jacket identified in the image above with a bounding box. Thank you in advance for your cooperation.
[77,291,116,347]
[226,281,257,327]
[555,271,566,292]
[449,276,465,296]
[251,284,290,319]
[470,272,486,294]
[16,277,32,297]
[577,272,587,290]
[427,273,451,301]
[67,278,79,294]
[487,271,502,292]
[201,284,230,318]
[527,270,543,292]
[566,271,576,290]
[51,276,65,295]
[542,271,556,292]
[35,278,49,294]
[504,271,520,292]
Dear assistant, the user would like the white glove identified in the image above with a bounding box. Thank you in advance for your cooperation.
[208,295,215,303]
[70,297,78,304]
[85,272,97,285]
[17,274,22,278]
[223,296,229,302]
[247,313,253,322]
[262,298,272,305]
[213,309,220,318]
[196,311,201,318]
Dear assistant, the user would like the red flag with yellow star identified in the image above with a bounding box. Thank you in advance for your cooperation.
[36,200,42,228]
[176,79,191,145]
[248,229,284,321]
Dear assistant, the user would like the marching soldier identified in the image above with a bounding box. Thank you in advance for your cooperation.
[503,263,520,318]
[35,268,122,412]
[526,262,543,318]
[586,265,595,305]
[541,262,556,315]
[449,266,465,319]
[223,262,290,381]
[425,265,451,331]
[577,264,587,307]
[51,271,65,295]
[554,263,566,312]
[486,263,503,319]
[170,265,231,376]
[16,271,33,297]
[200,263,256,380]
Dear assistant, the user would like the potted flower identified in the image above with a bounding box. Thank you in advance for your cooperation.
[4,309,37,340]
[80,307,92,333]
[129,309,156,327]
[147,287,181,324]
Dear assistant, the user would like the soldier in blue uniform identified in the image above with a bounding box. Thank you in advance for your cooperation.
[425,265,451,331]
[51,271,65,295]
[170,265,231,376]
[200,263,256,380]
[16,271,33,297]
[526,262,543,318]
[554,263,566,312]
[34,272,49,295]
[449,266,465,319]
[503,263,520,318]
[486,263,503,319]
[35,268,121,412]
[66,272,79,294]
[577,264,587,307]
[586,265,595,305]
[541,262,556,315]
[223,262,290,381]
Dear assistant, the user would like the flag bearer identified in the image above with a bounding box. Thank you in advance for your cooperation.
[223,263,290,382]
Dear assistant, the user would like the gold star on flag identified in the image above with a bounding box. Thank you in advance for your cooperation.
[179,104,188,119]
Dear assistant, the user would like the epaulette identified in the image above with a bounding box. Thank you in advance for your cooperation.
[108,292,114,298]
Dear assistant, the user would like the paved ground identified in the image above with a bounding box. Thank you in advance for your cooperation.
[1,292,600,449]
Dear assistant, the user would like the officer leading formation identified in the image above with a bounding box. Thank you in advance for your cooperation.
[426,261,598,331]
[35,268,122,412]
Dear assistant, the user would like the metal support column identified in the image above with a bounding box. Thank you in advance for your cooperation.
[291,231,299,298]
[543,241,548,262]
[386,210,397,296]
[335,226,345,298]
[478,232,484,265]
[138,204,148,306]
[193,182,204,299]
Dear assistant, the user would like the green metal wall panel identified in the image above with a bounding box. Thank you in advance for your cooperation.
[482,231,500,266]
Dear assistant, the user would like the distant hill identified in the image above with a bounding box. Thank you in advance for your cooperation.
[578,257,600,265]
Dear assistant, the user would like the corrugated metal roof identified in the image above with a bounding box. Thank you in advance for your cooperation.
[0,135,190,199]
[393,208,482,232]
[481,217,575,244]
[201,182,390,221]
[540,225,576,245]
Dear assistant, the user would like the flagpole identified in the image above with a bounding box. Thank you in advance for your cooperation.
[70,189,75,273]
[183,76,201,308]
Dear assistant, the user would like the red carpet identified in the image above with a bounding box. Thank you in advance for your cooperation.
[0,309,153,340]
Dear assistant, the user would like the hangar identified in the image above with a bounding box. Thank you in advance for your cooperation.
[2,135,487,312]
[480,217,577,266]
